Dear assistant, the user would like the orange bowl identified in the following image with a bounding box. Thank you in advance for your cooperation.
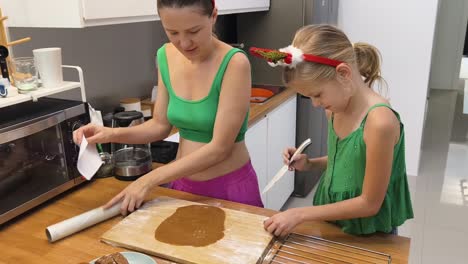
[251,88,274,103]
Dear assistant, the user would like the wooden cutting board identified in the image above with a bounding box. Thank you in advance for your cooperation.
[101,197,274,264]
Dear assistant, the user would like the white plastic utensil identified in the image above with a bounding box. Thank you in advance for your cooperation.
[261,138,312,195]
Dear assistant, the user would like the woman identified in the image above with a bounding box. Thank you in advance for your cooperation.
[73,0,263,214]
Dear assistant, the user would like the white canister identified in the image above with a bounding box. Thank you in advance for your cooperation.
[141,105,152,118]
[33,47,64,88]
[120,98,141,112]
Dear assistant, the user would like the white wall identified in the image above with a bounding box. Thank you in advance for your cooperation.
[338,0,439,176]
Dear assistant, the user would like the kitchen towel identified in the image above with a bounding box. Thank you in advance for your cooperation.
[88,103,103,126]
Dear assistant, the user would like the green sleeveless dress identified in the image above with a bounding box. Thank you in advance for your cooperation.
[313,103,414,235]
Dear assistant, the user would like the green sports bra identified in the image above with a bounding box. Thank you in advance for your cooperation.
[157,44,249,143]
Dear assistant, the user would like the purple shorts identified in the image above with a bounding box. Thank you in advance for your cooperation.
[170,160,264,207]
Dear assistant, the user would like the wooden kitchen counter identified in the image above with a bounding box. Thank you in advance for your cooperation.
[0,177,410,264]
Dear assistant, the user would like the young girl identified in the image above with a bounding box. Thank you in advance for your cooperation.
[74,0,263,214]
[250,25,413,236]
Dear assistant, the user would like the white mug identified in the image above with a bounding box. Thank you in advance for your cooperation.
[33,47,63,88]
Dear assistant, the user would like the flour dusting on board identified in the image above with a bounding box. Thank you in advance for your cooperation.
[101,197,274,264]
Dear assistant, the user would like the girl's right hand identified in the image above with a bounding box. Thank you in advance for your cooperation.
[283,147,308,171]
[73,123,115,145]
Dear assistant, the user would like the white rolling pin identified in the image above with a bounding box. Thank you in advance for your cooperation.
[46,202,122,243]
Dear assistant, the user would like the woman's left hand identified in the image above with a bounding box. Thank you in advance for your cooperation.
[264,208,304,237]
[103,175,152,215]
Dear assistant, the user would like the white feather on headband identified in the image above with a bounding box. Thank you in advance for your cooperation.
[267,45,304,69]
[250,45,343,68]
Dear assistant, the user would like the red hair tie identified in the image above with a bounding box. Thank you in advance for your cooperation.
[250,46,342,68]
[211,0,215,7]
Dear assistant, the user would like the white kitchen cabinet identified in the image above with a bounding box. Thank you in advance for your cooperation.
[81,0,158,26]
[265,97,297,211]
[217,0,270,15]
[0,0,157,28]
[246,96,297,210]
[0,0,269,28]
[245,117,268,204]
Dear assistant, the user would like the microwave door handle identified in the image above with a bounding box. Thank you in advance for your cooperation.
[0,111,66,144]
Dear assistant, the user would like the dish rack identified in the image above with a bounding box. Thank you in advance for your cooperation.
[260,233,392,264]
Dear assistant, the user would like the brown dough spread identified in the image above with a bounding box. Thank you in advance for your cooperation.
[155,205,225,247]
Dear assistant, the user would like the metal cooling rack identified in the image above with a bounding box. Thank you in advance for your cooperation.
[261,233,392,264]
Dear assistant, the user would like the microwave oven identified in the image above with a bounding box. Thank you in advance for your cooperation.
[0,98,89,225]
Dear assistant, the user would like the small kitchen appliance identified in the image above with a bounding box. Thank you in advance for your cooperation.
[111,111,152,181]
[0,98,89,225]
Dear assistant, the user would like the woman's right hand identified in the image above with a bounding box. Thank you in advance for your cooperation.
[73,124,115,145]
[283,147,308,171]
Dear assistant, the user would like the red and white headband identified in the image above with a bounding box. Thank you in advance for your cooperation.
[249,45,342,68]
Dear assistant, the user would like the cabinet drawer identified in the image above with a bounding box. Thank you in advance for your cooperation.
[82,0,157,20]
[217,0,270,15]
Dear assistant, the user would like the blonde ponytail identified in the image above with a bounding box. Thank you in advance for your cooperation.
[353,42,383,88]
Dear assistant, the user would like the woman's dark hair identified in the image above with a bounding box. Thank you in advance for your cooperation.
[157,0,214,16]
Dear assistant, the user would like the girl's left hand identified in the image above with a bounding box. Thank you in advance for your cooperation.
[103,175,152,215]
[264,208,303,237]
